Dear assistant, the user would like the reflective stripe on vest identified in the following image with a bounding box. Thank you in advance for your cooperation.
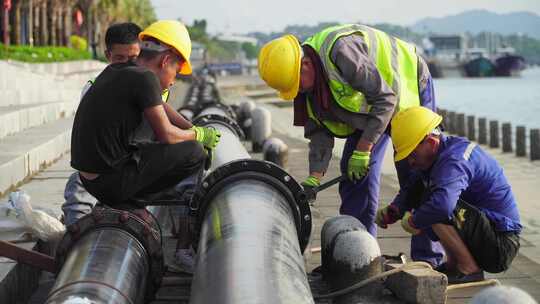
[303,24,421,137]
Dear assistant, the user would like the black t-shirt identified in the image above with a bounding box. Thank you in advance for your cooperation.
[71,62,162,173]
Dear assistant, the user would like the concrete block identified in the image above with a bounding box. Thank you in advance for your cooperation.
[385,263,448,304]
[0,90,18,106]
[0,101,76,140]
[0,111,18,138]
[0,156,26,196]
[0,118,72,196]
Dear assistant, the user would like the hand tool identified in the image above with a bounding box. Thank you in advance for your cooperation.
[303,175,347,203]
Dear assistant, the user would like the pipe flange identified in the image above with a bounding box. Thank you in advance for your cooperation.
[57,207,164,301]
[192,113,245,139]
[178,103,200,115]
[200,102,237,120]
[192,159,312,252]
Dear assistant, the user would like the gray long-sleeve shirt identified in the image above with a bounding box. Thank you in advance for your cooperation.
[307,33,431,174]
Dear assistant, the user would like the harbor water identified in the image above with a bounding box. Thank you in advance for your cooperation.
[434,67,540,129]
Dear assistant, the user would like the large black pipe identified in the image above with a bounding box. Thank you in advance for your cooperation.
[47,229,149,304]
[189,83,314,304]
[47,80,311,304]
[49,207,163,304]
[195,105,250,170]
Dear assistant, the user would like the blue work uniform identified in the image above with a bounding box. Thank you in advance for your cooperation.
[340,75,445,266]
[392,135,522,237]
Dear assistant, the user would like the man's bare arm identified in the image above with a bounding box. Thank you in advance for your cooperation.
[163,102,193,129]
[144,105,195,144]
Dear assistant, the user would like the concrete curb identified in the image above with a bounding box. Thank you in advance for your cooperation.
[0,102,77,140]
[0,118,72,197]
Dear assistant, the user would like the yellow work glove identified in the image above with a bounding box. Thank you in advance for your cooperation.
[347,150,370,181]
[401,211,421,235]
[191,126,221,150]
[375,204,401,229]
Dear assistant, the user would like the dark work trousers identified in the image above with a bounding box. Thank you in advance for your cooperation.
[453,200,520,273]
[81,140,206,209]
[338,76,445,267]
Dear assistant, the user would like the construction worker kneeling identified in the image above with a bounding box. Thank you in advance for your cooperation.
[70,20,220,209]
[376,107,521,284]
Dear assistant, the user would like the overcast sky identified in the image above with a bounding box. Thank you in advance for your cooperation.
[151,0,540,34]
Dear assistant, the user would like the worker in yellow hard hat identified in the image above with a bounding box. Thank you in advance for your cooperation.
[258,24,444,267]
[63,22,144,227]
[63,22,183,221]
[376,106,521,284]
[70,18,220,235]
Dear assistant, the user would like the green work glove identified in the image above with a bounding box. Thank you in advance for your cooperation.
[191,126,221,150]
[401,211,421,235]
[301,175,320,203]
[347,150,370,181]
[301,175,320,188]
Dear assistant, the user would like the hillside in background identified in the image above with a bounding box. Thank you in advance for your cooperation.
[246,11,540,64]
[412,10,540,39]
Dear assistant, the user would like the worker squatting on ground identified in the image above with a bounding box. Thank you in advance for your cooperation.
[376,106,521,284]
[69,19,220,236]
[257,24,445,266]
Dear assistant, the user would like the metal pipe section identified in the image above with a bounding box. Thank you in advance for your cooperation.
[189,81,313,303]
[196,105,250,169]
[191,179,313,304]
[46,229,149,304]
[50,208,163,304]
[209,123,250,169]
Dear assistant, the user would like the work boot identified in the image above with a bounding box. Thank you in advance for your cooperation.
[435,263,485,284]
[445,269,484,284]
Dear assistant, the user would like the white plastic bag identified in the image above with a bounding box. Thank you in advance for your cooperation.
[0,202,31,239]
[7,190,65,242]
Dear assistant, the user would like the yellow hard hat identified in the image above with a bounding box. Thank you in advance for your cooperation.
[391,106,443,162]
[258,35,301,100]
[139,20,192,75]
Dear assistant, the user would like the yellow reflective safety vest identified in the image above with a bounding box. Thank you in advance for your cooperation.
[161,89,170,103]
[303,24,421,137]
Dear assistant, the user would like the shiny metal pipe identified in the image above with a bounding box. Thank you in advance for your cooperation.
[198,105,228,117]
[190,98,313,303]
[46,229,149,304]
[190,180,314,304]
[194,105,250,170]
[208,123,250,170]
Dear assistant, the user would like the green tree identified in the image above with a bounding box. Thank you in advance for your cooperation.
[241,42,257,59]
[188,19,208,43]
[121,0,156,28]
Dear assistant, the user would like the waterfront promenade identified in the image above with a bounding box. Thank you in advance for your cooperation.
[1,68,539,302]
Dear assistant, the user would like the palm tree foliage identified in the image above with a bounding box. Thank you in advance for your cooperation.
[4,0,156,48]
